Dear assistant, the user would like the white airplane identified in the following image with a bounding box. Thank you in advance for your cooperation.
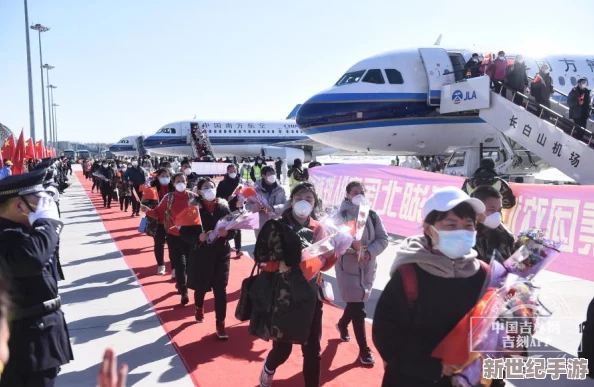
[108,135,140,157]
[143,106,341,162]
[296,47,594,157]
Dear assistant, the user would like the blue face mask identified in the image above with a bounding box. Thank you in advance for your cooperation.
[431,226,476,259]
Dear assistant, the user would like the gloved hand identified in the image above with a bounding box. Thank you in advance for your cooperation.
[27,195,60,224]
[330,231,353,257]
[46,186,60,203]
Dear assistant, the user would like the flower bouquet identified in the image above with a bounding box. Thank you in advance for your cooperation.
[239,186,276,215]
[300,208,353,281]
[206,209,261,244]
[503,228,562,279]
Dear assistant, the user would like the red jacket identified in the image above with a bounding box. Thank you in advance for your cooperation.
[146,190,194,235]
[488,58,508,81]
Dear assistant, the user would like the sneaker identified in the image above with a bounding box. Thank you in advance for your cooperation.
[171,269,176,280]
[195,307,204,323]
[236,250,243,257]
[336,323,350,342]
[359,348,375,365]
[157,265,166,275]
[216,321,228,340]
[259,363,275,387]
[181,293,189,305]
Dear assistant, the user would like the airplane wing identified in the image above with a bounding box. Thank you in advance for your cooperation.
[269,138,373,155]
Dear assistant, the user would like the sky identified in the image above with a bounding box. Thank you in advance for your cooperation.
[1,0,592,144]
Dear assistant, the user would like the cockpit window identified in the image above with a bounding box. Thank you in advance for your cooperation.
[362,69,385,84]
[119,140,129,144]
[385,69,404,85]
[335,70,366,86]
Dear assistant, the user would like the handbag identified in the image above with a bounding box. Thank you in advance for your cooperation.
[235,262,259,321]
[138,217,147,233]
[145,217,158,237]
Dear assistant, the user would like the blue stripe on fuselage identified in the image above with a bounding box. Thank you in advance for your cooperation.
[303,116,485,135]
[296,91,483,134]
[109,145,134,152]
[143,136,305,149]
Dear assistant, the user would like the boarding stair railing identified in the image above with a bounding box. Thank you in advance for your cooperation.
[526,75,594,131]
[189,123,217,160]
[478,81,594,184]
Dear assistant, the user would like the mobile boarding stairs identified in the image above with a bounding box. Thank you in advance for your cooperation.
[439,75,594,184]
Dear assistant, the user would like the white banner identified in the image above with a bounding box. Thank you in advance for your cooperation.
[440,75,491,114]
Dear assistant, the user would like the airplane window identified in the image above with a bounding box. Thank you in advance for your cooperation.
[570,77,577,86]
[258,130,261,133]
[248,130,251,133]
[286,130,289,133]
[243,130,246,133]
[224,130,227,133]
[558,77,565,86]
[234,130,237,133]
[278,130,281,133]
[335,70,366,86]
[385,69,404,85]
[362,69,385,84]
[447,151,466,168]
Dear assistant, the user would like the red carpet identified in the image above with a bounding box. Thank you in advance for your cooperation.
[76,172,384,386]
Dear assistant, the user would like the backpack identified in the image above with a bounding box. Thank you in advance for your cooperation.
[398,260,490,309]
[578,297,594,378]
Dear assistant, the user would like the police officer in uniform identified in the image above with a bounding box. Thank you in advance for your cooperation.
[0,168,73,387]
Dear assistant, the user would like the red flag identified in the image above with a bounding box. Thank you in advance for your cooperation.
[1,135,15,162]
[240,186,257,199]
[35,139,45,159]
[140,185,159,201]
[25,138,35,160]
[12,130,25,174]
[52,148,56,157]
[0,147,3,169]
[173,206,202,228]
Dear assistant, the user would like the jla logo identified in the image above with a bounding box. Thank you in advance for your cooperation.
[452,89,477,104]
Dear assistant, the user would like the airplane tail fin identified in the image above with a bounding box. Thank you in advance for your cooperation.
[434,34,442,46]
[286,104,302,120]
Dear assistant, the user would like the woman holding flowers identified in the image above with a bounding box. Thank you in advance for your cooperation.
[180,177,235,340]
[373,186,489,387]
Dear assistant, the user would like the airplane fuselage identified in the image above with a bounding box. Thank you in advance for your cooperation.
[296,48,594,156]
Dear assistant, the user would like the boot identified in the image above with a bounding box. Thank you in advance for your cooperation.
[180,292,189,306]
[195,306,204,323]
[216,321,228,340]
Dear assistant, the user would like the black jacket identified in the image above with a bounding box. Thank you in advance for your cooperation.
[123,166,146,186]
[461,168,517,209]
[180,199,234,293]
[505,63,529,92]
[568,87,591,120]
[216,175,241,211]
[373,264,486,387]
[464,58,481,78]
[530,71,554,104]
[0,218,73,373]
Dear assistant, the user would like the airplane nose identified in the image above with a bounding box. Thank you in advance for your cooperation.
[296,92,337,130]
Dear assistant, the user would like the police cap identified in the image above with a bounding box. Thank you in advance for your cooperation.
[0,169,48,199]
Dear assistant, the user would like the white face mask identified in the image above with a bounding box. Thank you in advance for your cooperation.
[202,188,216,201]
[159,177,170,185]
[131,161,138,167]
[482,212,502,229]
[498,55,505,59]
[228,172,237,179]
[266,175,276,184]
[431,226,477,259]
[102,164,107,168]
[542,68,550,74]
[175,182,186,192]
[121,167,127,172]
[351,194,365,206]
[293,200,313,218]
[472,58,478,62]
[184,168,191,176]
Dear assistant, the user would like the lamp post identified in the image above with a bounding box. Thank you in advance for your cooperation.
[48,85,57,148]
[23,0,36,141]
[43,64,54,146]
[52,103,59,147]
[30,23,49,146]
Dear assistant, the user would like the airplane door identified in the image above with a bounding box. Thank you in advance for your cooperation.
[418,48,456,106]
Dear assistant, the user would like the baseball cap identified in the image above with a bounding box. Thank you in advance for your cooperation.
[423,186,486,221]
[4,161,13,166]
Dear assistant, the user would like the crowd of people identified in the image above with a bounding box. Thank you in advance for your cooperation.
[1,148,594,387]
[464,51,593,133]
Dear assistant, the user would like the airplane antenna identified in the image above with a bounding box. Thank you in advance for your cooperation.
[434,34,442,46]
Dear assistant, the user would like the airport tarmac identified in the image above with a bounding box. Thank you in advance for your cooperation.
[56,166,593,386]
